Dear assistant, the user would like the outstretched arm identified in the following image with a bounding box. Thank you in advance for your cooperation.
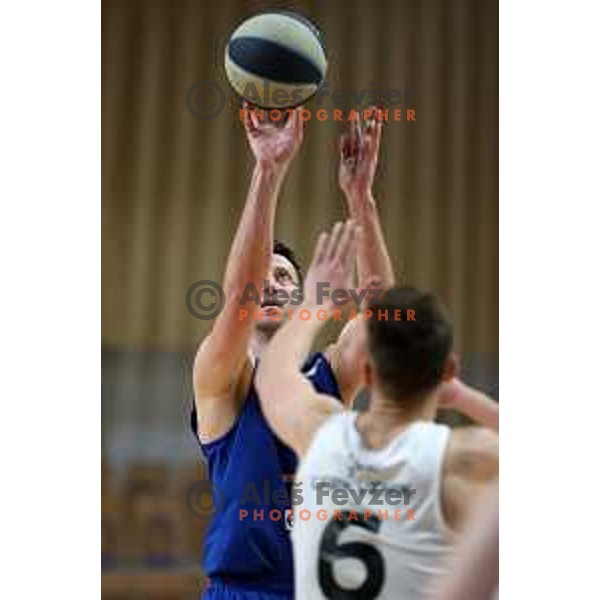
[193,108,304,441]
[339,108,395,290]
[327,108,395,406]
[256,221,359,455]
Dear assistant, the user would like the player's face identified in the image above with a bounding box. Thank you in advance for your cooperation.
[256,254,301,331]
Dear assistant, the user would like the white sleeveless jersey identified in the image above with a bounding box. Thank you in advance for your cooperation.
[292,412,454,599]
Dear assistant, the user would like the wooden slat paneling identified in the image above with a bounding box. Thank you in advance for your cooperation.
[102,0,498,355]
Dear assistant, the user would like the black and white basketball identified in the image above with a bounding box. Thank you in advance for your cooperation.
[225,12,327,109]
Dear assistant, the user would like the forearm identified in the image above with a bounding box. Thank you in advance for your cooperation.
[444,380,499,432]
[222,163,285,300]
[257,304,326,427]
[257,220,357,451]
[345,190,395,290]
[263,304,324,376]
[257,304,341,454]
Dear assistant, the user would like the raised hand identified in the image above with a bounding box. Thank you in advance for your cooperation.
[437,378,466,410]
[243,102,305,172]
[338,107,383,198]
[303,220,359,310]
[436,377,499,432]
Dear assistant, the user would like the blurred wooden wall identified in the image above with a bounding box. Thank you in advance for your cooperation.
[102,0,498,355]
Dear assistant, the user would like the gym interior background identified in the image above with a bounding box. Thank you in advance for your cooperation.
[102,0,498,597]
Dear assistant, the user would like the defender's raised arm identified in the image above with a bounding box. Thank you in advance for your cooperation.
[339,108,395,291]
[327,109,396,406]
[256,221,359,455]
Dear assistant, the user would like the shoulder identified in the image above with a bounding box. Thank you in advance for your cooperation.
[302,352,342,400]
[303,351,332,372]
[445,426,499,481]
[324,317,364,406]
[441,426,498,531]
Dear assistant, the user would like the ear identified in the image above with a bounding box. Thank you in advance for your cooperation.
[363,357,375,387]
[442,352,459,382]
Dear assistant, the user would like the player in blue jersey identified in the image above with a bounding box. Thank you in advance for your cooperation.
[191,106,394,599]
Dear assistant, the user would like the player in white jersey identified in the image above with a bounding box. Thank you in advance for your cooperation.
[256,221,499,599]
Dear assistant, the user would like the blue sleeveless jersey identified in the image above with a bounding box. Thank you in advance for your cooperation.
[191,352,340,595]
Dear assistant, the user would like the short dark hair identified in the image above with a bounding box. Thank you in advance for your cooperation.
[367,287,453,403]
[273,239,303,285]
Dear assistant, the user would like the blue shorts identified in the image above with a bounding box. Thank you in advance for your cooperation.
[202,581,293,600]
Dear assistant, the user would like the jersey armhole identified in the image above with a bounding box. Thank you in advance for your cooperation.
[192,405,239,453]
[307,351,343,401]
[432,427,456,541]
[190,356,255,454]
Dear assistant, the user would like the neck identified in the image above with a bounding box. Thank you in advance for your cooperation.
[356,388,439,449]
[370,388,438,421]
[249,326,276,359]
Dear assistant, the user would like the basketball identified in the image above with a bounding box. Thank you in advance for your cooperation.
[225,11,327,109]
